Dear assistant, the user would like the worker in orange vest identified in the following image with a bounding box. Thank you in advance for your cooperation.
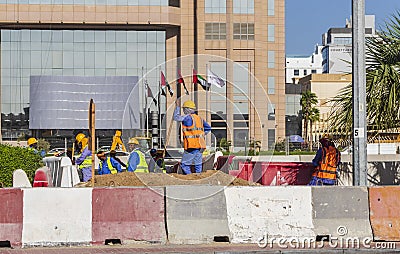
[174,99,211,174]
[309,134,341,186]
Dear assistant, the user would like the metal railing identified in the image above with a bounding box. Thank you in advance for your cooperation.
[42,157,80,187]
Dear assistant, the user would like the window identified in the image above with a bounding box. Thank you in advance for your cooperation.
[333,37,352,45]
[205,0,226,13]
[304,69,307,75]
[311,69,317,74]
[205,23,227,40]
[233,23,254,40]
[268,76,275,94]
[268,129,276,149]
[268,0,274,15]
[267,24,275,42]
[294,69,299,76]
[233,0,254,14]
[268,50,275,68]
[268,103,275,120]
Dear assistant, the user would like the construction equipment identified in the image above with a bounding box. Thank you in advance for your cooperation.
[111,130,126,152]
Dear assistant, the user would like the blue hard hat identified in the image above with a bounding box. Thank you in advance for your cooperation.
[150,148,157,155]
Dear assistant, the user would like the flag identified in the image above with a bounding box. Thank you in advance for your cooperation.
[193,68,210,91]
[178,70,189,95]
[145,80,157,105]
[208,69,226,88]
[161,71,174,97]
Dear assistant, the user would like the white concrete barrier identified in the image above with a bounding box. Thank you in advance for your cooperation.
[224,186,314,243]
[312,187,373,240]
[13,169,32,188]
[22,188,92,246]
[166,186,230,244]
[60,157,80,187]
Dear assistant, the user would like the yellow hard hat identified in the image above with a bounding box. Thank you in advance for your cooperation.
[115,130,122,137]
[320,133,333,141]
[27,137,38,146]
[75,133,86,143]
[183,100,196,109]
[128,137,139,145]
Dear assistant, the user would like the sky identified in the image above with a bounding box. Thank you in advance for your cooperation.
[285,0,400,56]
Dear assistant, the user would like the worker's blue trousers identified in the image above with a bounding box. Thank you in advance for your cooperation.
[181,149,202,174]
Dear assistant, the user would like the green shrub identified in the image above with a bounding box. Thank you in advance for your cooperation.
[0,144,43,187]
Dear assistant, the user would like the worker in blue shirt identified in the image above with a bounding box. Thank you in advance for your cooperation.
[174,99,211,174]
[96,151,122,175]
[127,138,149,173]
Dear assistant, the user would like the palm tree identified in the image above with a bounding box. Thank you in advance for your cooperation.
[309,107,320,151]
[329,12,400,133]
[300,90,319,146]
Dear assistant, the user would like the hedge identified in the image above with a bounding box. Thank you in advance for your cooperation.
[0,144,43,187]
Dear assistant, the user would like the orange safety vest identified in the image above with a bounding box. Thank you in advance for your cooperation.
[182,114,206,150]
[312,146,341,180]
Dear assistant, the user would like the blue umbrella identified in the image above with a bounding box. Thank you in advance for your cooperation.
[289,135,304,143]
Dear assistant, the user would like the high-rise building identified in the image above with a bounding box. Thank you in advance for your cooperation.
[0,0,285,150]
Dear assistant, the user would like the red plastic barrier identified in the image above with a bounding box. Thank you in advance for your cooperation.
[230,161,253,181]
[255,162,314,186]
[33,169,49,187]
[0,189,23,247]
[92,188,166,244]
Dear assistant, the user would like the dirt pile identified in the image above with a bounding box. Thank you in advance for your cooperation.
[80,170,258,187]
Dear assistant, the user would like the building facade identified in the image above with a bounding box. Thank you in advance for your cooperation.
[0,0,285,150]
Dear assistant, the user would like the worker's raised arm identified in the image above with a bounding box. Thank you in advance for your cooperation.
[110,157,123,173]
[203,120,211,135]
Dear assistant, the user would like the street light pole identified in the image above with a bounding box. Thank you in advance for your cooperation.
[352,0,368,186]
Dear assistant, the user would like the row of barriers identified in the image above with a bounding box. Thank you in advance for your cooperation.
[0,186,399,248]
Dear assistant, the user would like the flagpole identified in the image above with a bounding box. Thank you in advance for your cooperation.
[142,66,145,136]
[145,70,149,138]
[158,66,162,147]
[191,64,193,101]
[206,64,209,147]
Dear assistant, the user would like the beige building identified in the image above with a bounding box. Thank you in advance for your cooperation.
[0,0,285,150]
[298,73,351,141]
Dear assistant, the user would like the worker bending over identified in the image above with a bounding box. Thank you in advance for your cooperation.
[97,151,122,175]
[174,99,211,174]
[75,133,92,182]
[309,134,341,186]
[127,138,149,173]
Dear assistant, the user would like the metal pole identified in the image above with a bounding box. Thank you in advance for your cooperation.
[151,111,159,149]
[141,66,145,136]
[352,0,367,186]
[64,138,67,157]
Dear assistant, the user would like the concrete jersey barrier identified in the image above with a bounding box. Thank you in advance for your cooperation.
[166,185,230,244]
[92,187,166,244]
[22,188,92,247]
[312,186,372,241]
[224,186,315,243]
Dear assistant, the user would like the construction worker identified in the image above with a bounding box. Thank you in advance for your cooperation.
[309,134,341,186]
[75,133,92,182]
[27,137,45,157]
[109,150,126,168]
[127,138,149,173]
[174,99,211,174]
[97,151,122,175]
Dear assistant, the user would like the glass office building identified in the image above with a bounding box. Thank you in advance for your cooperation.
[1,30,165,140]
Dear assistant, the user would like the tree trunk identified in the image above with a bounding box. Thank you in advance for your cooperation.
[309,121,313,151]
[304,118,308,144]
